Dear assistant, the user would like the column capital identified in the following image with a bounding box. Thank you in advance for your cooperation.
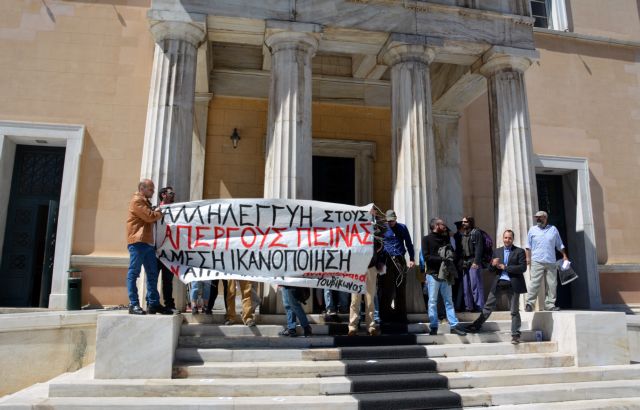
[380,33,440,66]
[265,21,321,54]
[148,14,206,46]
[479,46,539,77]
[195,92,213,104]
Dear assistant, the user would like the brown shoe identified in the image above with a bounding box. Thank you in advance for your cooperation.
[347,329,357,336]
[511,335,520,345]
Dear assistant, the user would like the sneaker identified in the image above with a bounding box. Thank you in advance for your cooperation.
[279,328,297,337]
[245,319,256,327]
[450,326,467,336]
[429,328,438,336]
[511,335,520,345]
[525,304,533,312]
[347,329,357,337]
[224,319,234,326]
[303,325,313,337]
[191,307,199,315]
[204,308,212,315]
[128,304,146,315]
[148,304,172,315]
[465,324,481,333]
[547,306,560,311]
[368,328,380,336]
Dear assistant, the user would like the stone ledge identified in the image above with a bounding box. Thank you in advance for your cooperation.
[0,310,108,333]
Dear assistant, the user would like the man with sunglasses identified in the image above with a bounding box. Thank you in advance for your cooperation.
[157,186,178,314]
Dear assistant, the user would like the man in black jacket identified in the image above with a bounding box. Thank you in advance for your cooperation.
[460,216,485,312]
[422,218,466,336]
[465,230,527,344]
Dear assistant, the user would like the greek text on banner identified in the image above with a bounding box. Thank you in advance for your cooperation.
[155,199,375,294]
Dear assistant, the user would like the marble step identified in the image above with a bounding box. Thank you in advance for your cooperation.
[48,365,640,398]
[179,320,521,337]
[467,397,640,409]
[175,341,559,363]
[183,311,521,325]
[456,379,640,407]
[7,396,640,410]
[177,330,538,348]
[173,352,574,378]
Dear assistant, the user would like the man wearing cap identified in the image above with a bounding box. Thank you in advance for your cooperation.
[525,211,569,312]
[380,209,415,324]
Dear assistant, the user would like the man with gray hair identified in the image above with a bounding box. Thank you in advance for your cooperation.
[525,211,568,312]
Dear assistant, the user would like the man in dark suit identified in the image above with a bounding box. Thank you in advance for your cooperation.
[465,229,527,344]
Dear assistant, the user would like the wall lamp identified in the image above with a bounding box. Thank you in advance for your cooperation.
[230,128,241,149]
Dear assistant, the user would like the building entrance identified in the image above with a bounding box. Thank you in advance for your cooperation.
[0,145,65,307]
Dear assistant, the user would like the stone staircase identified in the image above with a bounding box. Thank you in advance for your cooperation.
[3,312,640,409]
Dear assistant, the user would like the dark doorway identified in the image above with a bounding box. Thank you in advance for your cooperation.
[536,174,572,309]
[312,155,356,313]
[0,145,65,307]
[312,156,356,205]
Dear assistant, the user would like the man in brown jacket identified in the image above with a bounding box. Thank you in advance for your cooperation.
[126,179,166,315]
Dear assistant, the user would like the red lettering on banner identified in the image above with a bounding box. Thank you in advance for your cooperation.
[334,225,353,247]
[213,226,225,249]
[297,227,311,247]
[360,223,373,245]
[176,225,192,249]
[165,225,179,249]
[313,227,328,246]
[269,227,287,248]
[255,227,271,249]
[240,226,257,248]
[170,265,180,277]
[225,227,239,250]
[194,226,210,248]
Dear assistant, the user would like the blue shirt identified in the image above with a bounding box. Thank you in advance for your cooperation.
[499,246,512,281]
[527,224,565,264]
[382,222,415,261]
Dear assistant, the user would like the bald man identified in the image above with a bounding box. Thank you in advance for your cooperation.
[125,179,168,315]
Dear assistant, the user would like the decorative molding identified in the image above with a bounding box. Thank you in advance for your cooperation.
[534,27,640,49]
[598,264,640,274]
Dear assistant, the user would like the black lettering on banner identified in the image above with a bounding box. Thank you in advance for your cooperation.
[258,252,271,270]
[236,249,250,270]
[272,250,284,270]
[313,249,325,272]
[207,204,222,225]
[340,249,351,272]
[222,205,238,226]
[197,251,207,268]
[271,205,285,226]
[256,204,270,226]
[286,205,299,228]
[323,210,333,223]
[239,204,252,226]
[300,206,313,227]
[296,249,309,270]
[211,251,225,270]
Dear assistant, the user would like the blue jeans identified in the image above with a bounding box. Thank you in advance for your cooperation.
[282,287,309,330]
[127,243,160,306]
[426,275,459,330]
[190,280,211,302]
[324,289,350,313]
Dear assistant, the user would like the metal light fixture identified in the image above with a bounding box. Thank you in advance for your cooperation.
[230,128,241,149]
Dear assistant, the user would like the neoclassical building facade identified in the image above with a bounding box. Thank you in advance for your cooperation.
[0,0,638,313]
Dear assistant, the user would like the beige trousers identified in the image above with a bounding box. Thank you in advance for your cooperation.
[225,280,256,324]
[349,267,379,332]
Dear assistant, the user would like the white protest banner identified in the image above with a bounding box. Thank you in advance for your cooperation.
[155,199,374,293]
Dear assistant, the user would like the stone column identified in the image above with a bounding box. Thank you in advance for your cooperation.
[383,41,438,313]
[190,92,213,201]
[261,23,320,313]
[480,47,539,249]
[433,112,463,227]
[263,24,319,200]
[140,17,206,202]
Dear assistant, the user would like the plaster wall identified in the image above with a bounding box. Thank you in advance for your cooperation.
[0,0,154,259]
[569,0,640,41]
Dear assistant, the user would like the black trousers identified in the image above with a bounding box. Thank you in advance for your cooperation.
[472,280,521,336]
[158,259,175,309]
[206,280,229,312]
[379,256,407,323]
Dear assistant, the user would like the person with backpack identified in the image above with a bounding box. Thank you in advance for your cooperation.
[460,216,490,311]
